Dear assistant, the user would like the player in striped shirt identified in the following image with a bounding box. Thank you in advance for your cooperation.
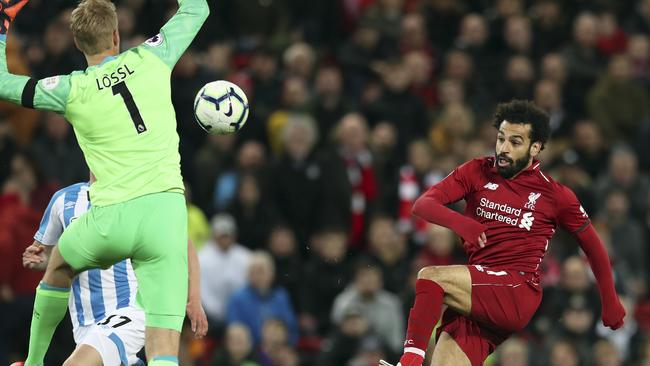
[22,179,208,365]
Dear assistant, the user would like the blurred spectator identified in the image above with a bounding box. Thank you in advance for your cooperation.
[228,173,277,249]
[269,114,326,246]
[530,0,568,55]
[560,120,609,179]
[317,306,376,366]
[221,0,290,51]
[548,339,580,366]
[498,55,535,101]
[193,134,237,216]
[495,336,529,366]
[29,113,87,187]
[0,153,57,362]
[627,34,650,89]
[420,0,466,51]
[320,113,378,248]
[534,256,600,338]
[365,215,409,294]
[211,323,260,366]
[454,13,490,72]
[258,318,290,366]
[331,261,404,353]
[283,42,316,80]
[593,338,623,366]
[397,140,443,243]
[625,0,650,34]
[300,228,352,336]
[338,20,391,97]
[541,53,568,86]
[534,79,570,137]
[266,225,303,313]
[502,15,534,59]
[562,12,605,117]
[596,190,647,296]
[399,13,434,57]
[244,46,282,143]
[596,9,628,56]
[363,0,404,43]
[416,224,463,268]
[369,121,400,214]
[226,250,298,345]
[430,101,475,157]
[364,58,428,156]
[404,51,437,109]
[199,214,251,335]
[213,140,267,211]
[311,66,353,147]
[440,50,490,116]
[595,146,650,221]
[587,54,650,141]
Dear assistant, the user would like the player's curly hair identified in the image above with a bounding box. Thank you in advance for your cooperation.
[492,100,551,150]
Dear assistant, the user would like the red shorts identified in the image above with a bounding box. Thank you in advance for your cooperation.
[435,265,542,366]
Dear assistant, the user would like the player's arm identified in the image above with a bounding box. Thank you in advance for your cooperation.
[186,239,208,338]
[141,0,209,69]
[26,188,65,271]
[557,186,625,330]
[412,160,488,246]
[22,240,53,271]
[0,1,71,113]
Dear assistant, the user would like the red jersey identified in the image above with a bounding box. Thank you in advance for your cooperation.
[429,157,589,273]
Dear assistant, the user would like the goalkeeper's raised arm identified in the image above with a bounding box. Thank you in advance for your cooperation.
[0,0,209,113]
[141,0,209,69]
[0,0,71,113]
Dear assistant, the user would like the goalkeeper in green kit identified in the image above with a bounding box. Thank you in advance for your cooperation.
[0,0,208,365]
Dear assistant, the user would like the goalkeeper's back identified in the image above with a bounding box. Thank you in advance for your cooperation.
[0,0,209,206]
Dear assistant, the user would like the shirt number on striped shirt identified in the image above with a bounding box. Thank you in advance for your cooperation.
[97,314,132,328]
[112,81,148,134]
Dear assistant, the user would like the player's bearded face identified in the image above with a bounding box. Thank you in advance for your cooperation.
[495,148,531,179]
[495,121,536,179]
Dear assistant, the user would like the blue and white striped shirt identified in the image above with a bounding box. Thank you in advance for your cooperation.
[34,182,138,330]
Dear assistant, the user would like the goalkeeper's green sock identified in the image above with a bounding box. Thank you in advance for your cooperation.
[24,283,70,366]
[149,356,179,365]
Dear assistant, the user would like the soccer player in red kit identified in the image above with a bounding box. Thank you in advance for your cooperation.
[380,100,626,366]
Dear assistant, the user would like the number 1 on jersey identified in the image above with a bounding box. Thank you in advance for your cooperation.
[112,81,147,134]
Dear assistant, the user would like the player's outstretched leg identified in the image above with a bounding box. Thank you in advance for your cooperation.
[24,247,75,366]
[382,265,472,366]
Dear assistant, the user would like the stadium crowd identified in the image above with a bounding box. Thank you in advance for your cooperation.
[1,0,650,365]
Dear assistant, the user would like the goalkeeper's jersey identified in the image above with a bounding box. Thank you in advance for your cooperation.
[34,182,138,330]
[0,0,209,206]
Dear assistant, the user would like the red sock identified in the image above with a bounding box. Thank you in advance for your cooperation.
[404,279,445,353]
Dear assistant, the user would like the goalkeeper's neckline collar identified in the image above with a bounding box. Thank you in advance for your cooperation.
[100,55,117,66]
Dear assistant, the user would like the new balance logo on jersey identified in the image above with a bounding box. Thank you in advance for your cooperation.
[524,192,541,210]
[483,182,499,190]
[519,212,535,231]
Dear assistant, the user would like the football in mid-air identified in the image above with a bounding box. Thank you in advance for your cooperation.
[193,80,249,135]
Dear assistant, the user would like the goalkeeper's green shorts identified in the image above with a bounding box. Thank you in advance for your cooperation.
[58,192,188,332]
